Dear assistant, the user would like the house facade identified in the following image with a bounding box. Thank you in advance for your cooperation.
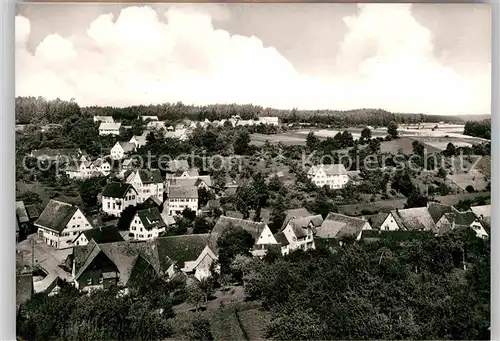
[129,132,148,149]
[35,200,93,249]
[65,161,99,179]
[275,214,324,255]
[129,208,167,241]
[307,164,350,189]
[126,169,164,203]
[165,185,199,216]
[99,122,121,136]
[110,141,136,160]
[101,183,138,217]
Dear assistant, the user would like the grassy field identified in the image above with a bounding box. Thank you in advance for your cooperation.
[16,180,82,208]
[337,191,491,216]
[211,301,263,341]
[237,308,271,341]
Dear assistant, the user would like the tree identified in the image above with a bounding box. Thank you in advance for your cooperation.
[465,185,475,193]
[443,142,456,157]
[412,140,425,157]
[78,176,107,211]
[387,121,399,139]
[269,196,287,233]
[193,216,213,234]
[368,138,381,154]
[306,132,320,151]
[182,207,197,221]
[117,205,138,230]
[198,187,215,207]
[187,282,205,311]
[361,127,372,141]
[217,227,255,278]
[437,167,447,178]
[233,130,251,155]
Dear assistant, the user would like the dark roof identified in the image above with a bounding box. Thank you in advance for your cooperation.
[78,227,124,244]
[362,213,388,229]
[274,232,289,246]
[445,211,479,227]
[138,169,163,184]
[168,185,198,199]
[285,214,324,236]
[102,182,137,198]
[25,204,40,220]
[390,207,436,232]
[117,142,136,153]
[16,201,29,223]
[35,200,79,233]
[136,208,167,231]
[143,196,163,207]
[212,216,266,240]
[427,202,456,223]
[16,273,33,309]
[316,213,369,239]
[155,234,217,269]
[281,208,313,230]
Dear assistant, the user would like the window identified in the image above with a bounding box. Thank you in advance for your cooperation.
[98,276,103,284]
[73,232,77,235]
[107,202,110,209]
[140,228,143,232]
[86,278,92,285]
[113,203,116,210]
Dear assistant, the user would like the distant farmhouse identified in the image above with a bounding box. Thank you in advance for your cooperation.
[99,122,121,136]
[101,182,138,217]
[93,116,114,124]
[307,164,351,189]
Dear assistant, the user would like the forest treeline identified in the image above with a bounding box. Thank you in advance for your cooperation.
[16,96,467,127]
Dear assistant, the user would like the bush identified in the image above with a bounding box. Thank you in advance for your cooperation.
[465,185,475,193]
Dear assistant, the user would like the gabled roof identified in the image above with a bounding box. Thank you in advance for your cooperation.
[390,207,437,232]
[168,185,198,199]
[144,195,163,207]
[130,132,148,146]
[99,122,121,130]
[102,182,137,198]
[156,234,218,270]
[16,201,29,223]
[281,208,314,230]
[35,200,79,232]
[212,216,266,240]
[427,202,456,223]
[25,204,40,220]
[76,227,124,244]
[316,213,369,239]
[362,213,388,230]
[94,116,114,123]
[444,211,480,228]
[136,208,167,231]
[116,141,136,153]
[141,115,159,121]
[137,169,163,184]
[309,164,347,176]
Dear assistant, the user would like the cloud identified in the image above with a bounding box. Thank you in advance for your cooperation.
[15,4,490,115]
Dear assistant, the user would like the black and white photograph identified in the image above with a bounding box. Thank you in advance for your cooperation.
[14,3,491,340]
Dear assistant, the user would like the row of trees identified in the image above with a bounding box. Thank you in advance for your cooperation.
[463,120,491,140]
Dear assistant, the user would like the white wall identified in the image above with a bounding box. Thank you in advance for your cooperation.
[38,209,93,249]
[167,198,198,216]
[255,225,278,245]
[102,189,137,217]
[129,213,165,240]
[110,144,124,160]
[380,213,400,231]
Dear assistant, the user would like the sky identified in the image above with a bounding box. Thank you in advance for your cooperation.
[15,3,491,115]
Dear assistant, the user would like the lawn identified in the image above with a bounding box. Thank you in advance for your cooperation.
[210,301,262,341]
[237,308,271,341]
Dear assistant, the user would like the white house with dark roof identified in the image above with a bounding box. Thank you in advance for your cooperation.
[129,207,167,240]
[129,132,149,149]
[316,213,371,242]
[276,212,324,255]
[35,200,93,249]
[126,169,164,203]
[380,207,436,233]
[101,182,138,217]
[165,185,199,216]
[470,205,491,228]
[141,115,159,121]
[99,122,121,136]
[110,141,136,160]
[212,216,279,257]
[93,116,114,124]
[64,160,100,179]
[93,158,111,176]
[437,210,488,239]
[73,226,124,247]
[307,164,350,189]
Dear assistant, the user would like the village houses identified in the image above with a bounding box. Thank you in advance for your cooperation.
[35,200,93,249]
[129,207,167,241]
[307,164,351,189]
[274,208,324,255]
[101,182,138,217]
[126,169,164,203]
[99,122,121,136]
[315,213,372,243]
[71,234,218,291]
[110,141,136,160]
[129,132,149,149]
